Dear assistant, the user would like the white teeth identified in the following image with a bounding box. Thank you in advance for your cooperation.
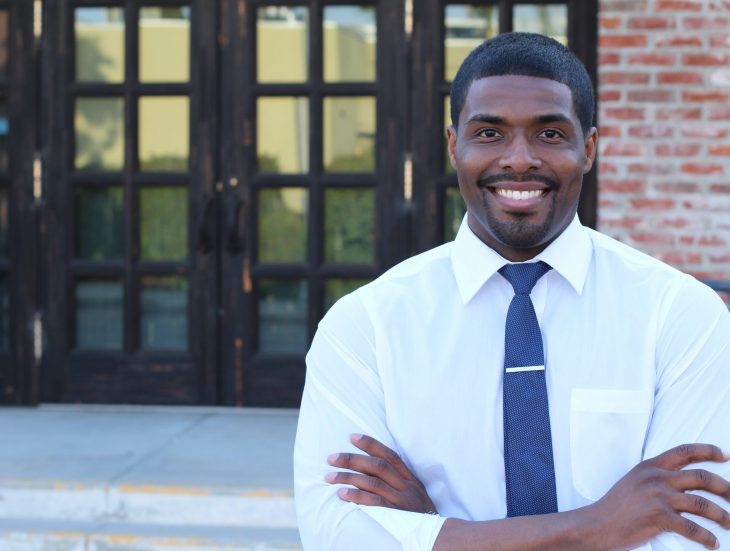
[496,189,544,200]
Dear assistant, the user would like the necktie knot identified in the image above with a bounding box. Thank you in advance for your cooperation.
[499,261,552,295]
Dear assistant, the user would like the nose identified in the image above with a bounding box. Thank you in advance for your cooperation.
[499,135,542,173]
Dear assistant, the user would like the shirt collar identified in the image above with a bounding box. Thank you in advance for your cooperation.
[450,213,593,304]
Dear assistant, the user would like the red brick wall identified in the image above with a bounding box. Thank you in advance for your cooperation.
[597,0,730,280]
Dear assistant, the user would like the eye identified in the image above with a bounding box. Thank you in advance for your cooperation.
[476,128,502,140]
[538,128,564,141]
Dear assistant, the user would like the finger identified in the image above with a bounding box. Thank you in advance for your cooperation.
[351,434,418,483]
[336,486,391,508]
[674,492,730,529]
[325,471,400,504]
[666,514,720,550]
[649,444,729,471]
[328,452,404,490]
[672,469,730,502]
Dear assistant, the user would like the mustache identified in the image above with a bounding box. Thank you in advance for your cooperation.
[477,173,559,189]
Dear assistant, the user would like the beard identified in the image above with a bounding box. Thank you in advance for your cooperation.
[479,187,557,249]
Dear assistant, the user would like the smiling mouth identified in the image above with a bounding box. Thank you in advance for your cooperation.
[494,189,547,200]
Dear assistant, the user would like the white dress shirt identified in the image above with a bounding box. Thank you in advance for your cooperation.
[294,215,730,551]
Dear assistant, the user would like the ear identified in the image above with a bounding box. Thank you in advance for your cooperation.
[583,127,598,174]
[446,124,458,170]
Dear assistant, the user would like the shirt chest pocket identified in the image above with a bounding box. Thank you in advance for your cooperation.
[570,389,653,502]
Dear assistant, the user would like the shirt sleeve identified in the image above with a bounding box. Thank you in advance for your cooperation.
[294,291,446,551]
[643,278,730,550]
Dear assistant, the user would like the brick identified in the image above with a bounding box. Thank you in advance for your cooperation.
[657,217,693,229]
[682,126,728,138]
[709,107,730,120]
[599,71,650,84]
[656,143,701,156]
[630,232,675,245]
[628,163,675,175]
[657,71,704,84]
[683,53,730,65]
[688,270,728,280]
[601,0,650,11]
[657,0,704,10]
[654,181,700,193]
[683,17,730,30]
[627,90,675,102]
[661,251,702,265]
[600,16,623,29]
[600,216,644,229]
[699,235,727,246]
[598,198,621,209]
[599,161,619,174]
[628,17,675,29]
[630,198,676,210]
[709,252,730,264]
[710,183,730,193]
[599,52,621,65]
[656,107,701,120]
[599,126,622,138]
[709,145,730,156]
[682,90,730,102]
[599,179,646,193]
[681,163,725,175]
[656,36,703,47]
[603,107,646,120]
[628,53,676,65]
[710,34,730,47]
[628,126,674,138]
[600,35,648,48]
[600,89,621,102]
[679,235,696,246]
[602,143,647,156]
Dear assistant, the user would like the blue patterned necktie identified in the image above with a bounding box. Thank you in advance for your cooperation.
[498,261,558,517]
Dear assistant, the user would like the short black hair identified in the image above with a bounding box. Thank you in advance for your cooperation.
[450,32,595,135]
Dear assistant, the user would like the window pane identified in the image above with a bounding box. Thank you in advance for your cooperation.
[325,188,375,263]
[444,5,499,81]
[257,97,309,174]
[141,275,188,351]
[325,278,368,311]
[257,7,308,83]
[323,6,376,82]
[75,97,125,172]
[140,187,188,261]
[139,7,191,83]
[75,187,123,260]
[323,97,376,173]
[258,279,308,354]
[0,100,7,172]
[74,7,125,83]
[0,276,8,350]
[75,280,123,350]
[258,188,308,263]
[444,187,466,242]
[138,96,189,171]
[0,10,8,82]
[0,189,7,257]
[513,5,568,44]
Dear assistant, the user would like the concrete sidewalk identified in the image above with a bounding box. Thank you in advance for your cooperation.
[0,405,302,550]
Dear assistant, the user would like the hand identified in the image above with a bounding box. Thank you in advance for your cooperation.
[325,433,438,514]
[587,443,730,550]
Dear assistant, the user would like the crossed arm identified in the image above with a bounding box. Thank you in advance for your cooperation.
[328,435,730,550]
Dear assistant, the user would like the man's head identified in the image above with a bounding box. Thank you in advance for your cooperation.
[446,33,598,262]
[450,32,595,135]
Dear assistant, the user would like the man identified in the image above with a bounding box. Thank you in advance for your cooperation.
[294,33,730,550]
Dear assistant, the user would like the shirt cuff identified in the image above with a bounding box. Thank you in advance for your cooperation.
[358,505,447,551]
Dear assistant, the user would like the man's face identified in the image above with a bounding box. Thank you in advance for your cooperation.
[446,75,597,261]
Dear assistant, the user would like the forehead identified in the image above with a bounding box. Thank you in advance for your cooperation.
[461,75,577,124]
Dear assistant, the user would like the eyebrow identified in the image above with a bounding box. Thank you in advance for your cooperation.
[464,113,573,126]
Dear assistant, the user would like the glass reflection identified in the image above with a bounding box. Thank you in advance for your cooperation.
[0,101,7,172]
[258,279,308,353]
[258,188,308,263]
[0,11,8,82]
[257,97,309,173]
[140,187,188,261]
[444,187,466,242]
[75,280,123,350]
[75,97,125,172]
[325,278,368,311]
[75,7,125,83]
[141,275,188,351]
[325,188,374,263]
[444,5,499,81]
[75,187,123,260]
[138,96,189,171]
[323,97,376,173]
[0,276,7,351]
[0,189,7,257]
[139,7,191,83]
[513,5,568,44]
[257,7,308,83]
[323,6,376,82]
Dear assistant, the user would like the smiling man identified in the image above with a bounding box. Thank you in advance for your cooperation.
[294,33,730,550]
